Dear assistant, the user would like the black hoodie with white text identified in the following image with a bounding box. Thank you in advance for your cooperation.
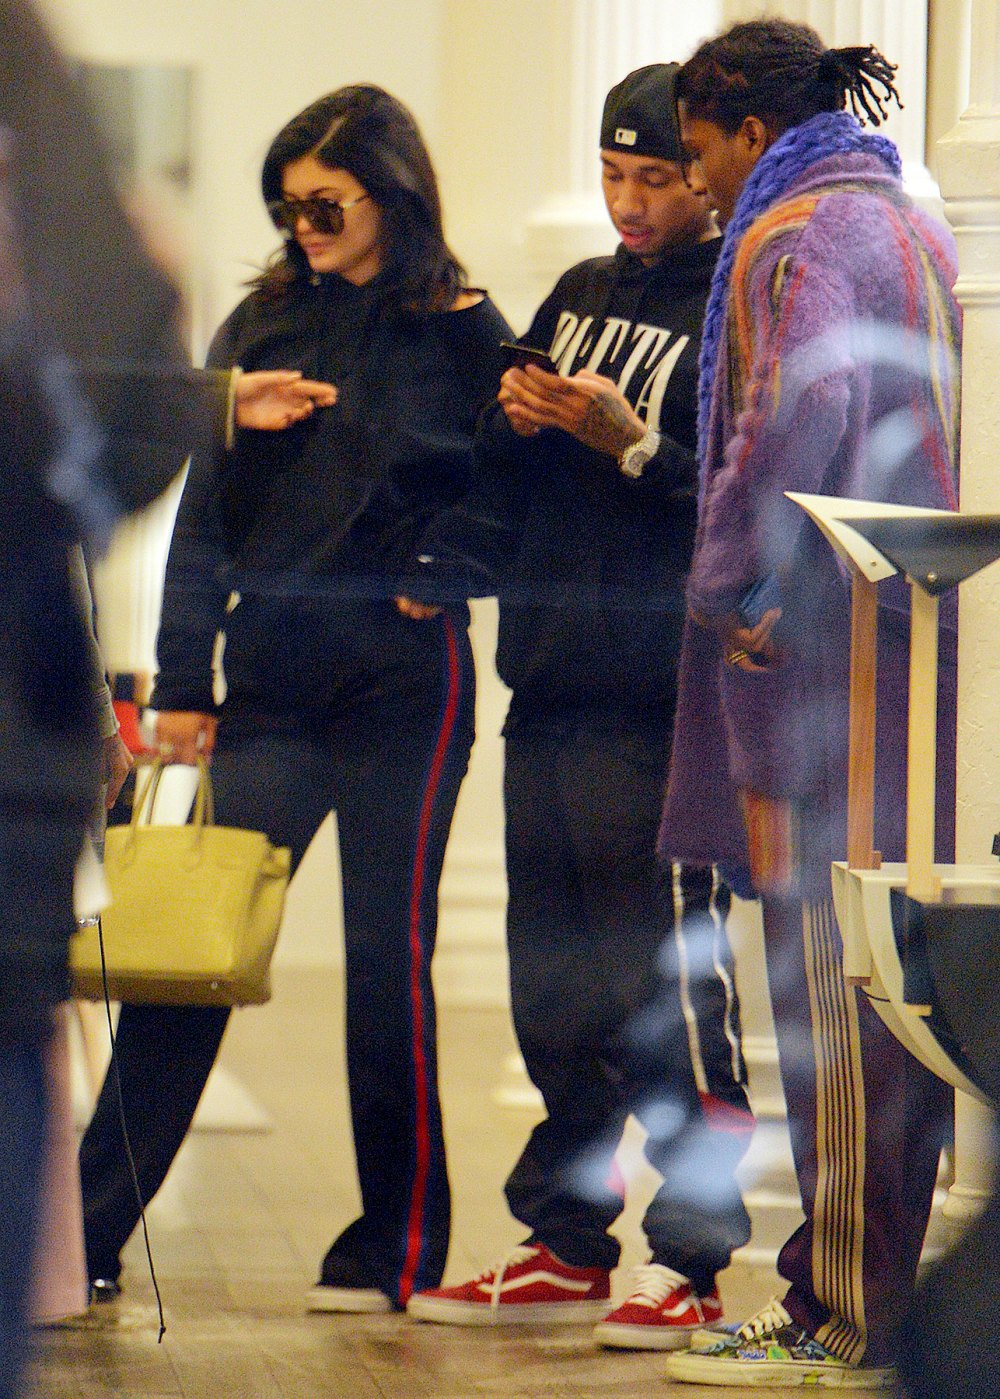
[432,236,720,733]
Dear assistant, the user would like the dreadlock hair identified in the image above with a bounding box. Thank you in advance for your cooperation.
[252,84,467,313]
[676,19,903,137]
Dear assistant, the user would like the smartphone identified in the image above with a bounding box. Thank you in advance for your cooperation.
[737,572,782,628]
[500,341,558,374]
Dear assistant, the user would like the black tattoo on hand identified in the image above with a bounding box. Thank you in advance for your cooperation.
[581,390,641,455]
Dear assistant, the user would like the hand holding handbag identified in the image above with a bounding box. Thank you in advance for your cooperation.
[70,758,291,1005]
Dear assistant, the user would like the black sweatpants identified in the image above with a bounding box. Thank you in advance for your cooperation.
[503,723,753,1292]
[79,600,475,1306]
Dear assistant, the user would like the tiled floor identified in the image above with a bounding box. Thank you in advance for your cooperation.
[30,968,890,1397]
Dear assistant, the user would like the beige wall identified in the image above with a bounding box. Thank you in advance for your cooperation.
[438,0,566,329]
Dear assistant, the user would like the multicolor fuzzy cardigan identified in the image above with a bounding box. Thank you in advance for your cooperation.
[658,115,961,894]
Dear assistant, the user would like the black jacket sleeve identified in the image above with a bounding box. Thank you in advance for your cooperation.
[419,401,538,596]
[405,288,567,598]
[624,430,699,501]
[78,366,233,457]
[392,297,517,600]
[149,332,240,712]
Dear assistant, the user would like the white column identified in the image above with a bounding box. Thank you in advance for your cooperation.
[727,898,807,1265]
[926,0,973,163]
[524,0,723,284]
[723,1,937,207]
[944,1095,996,1222]
[936,0,1000,1222]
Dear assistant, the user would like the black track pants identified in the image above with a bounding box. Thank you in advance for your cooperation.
[80,603,475,1305]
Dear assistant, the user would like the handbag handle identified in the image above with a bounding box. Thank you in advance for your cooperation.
[127,756,215,845]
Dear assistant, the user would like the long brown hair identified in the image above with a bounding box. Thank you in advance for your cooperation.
[253,84,466,313]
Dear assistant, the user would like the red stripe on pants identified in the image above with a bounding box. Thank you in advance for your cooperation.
[398,615,461,1303]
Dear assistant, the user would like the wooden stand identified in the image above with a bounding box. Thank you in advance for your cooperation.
[847,573,882,873]
[906,584,942,906]
[794,495,1000,1099]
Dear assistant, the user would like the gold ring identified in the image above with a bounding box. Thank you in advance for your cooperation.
[725,649,749,665]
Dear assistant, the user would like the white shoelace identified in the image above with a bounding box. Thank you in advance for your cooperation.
[736,1297,794,1340]
[625,1263,690,1307]
[470,1243,541,1308]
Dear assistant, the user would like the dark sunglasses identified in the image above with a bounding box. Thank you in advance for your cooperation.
[267,192,370,238]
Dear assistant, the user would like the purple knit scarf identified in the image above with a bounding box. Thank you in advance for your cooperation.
[696,110,902,478]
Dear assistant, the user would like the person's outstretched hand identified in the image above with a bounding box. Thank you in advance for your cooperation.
[235,370,337,429]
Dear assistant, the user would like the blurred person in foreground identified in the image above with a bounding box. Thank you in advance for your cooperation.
[900,1118,1000,1397]
[654,19,962,1389]
[407,64,754,1349]
[0,2,332,1390]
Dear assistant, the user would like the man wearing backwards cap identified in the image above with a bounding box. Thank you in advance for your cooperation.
[407,64,753,1349]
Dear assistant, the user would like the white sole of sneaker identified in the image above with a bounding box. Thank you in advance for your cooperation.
[665,1351,897,1388]
[406,1296,610,1326]
[306,1285,393,1315]
[593,1320,700,1351]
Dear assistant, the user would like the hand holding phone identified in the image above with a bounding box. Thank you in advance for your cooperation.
[737,573,782,628]
[728,573,783,669]
[500,341,558,375]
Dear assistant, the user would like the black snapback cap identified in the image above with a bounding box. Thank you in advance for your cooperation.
[600,63,683,162]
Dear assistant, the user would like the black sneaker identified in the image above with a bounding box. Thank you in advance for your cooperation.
[306,1251,393,1314]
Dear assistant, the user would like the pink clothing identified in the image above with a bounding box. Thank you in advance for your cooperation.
[31,1007,88,1324]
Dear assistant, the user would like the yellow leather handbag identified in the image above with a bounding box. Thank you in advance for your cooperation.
[70,759,290,1006]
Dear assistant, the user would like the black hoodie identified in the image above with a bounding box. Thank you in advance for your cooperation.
[152,274,511,713]
[436,237,720,732]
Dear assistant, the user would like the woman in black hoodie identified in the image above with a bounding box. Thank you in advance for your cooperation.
[79,84,510,1314]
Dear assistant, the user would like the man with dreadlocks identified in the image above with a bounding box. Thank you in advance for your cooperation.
[656,18,961,1390]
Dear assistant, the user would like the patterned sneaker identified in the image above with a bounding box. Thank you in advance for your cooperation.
[665,1297,897,1388]
[593,1264,723,1350]
[406,1242,610,1325]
